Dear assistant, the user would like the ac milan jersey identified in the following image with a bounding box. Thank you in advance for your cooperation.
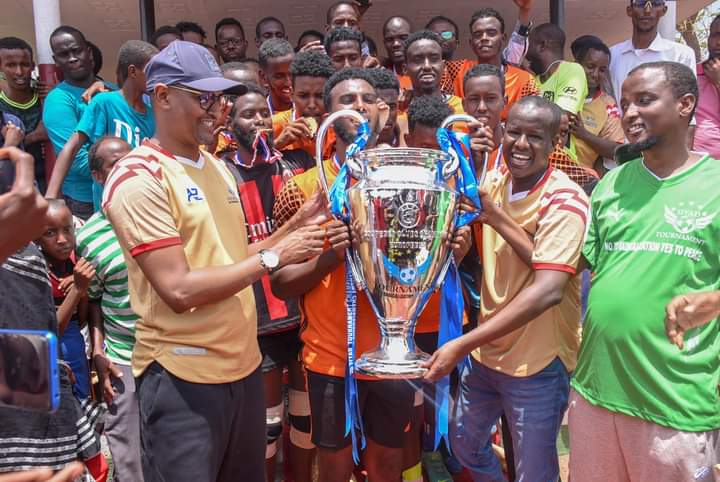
[222,148,315,335]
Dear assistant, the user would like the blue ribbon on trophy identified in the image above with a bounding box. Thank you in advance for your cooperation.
[327,121,370,463]
[431,126,484,450]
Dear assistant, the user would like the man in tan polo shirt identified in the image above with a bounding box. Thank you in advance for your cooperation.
[103,41,326,482]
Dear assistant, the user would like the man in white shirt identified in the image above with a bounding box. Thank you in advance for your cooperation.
[609,0,696,102]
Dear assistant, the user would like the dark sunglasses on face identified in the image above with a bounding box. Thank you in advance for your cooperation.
[631,0,665,8]
[169,85,223,111]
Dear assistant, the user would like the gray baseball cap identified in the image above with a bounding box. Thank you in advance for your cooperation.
[144,40,247,93]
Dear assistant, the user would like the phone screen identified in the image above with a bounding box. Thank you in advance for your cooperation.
[0,330,60,412]
[0,159,15,195]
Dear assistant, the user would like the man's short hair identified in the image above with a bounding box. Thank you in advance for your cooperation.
[258,38,294,68]
[469,8,506,34]
[50,26,87,46]
[117,40,158,80]
[324,27,363,54]
[571,35,610,62]
[150,25,181,47]
[532,23,566,53]
[0,37,33,59]
[255,17,285,39]
[383,16,413,33]
[88,135,122,172]
[463,63,505,96]
[628,61,699,119]
[296,30,325,51]
[214,18,244,41]
[425,15,460,40]
[711,14,720,32]
[323,67,375,110]
[176,21,207,40]
[326,1,360,25]
[510,96,562,138]
[290,51,334,82]
[365,67,400,92]
[403,30,443,57]
[408,95,453,130]
[229,82,269,117]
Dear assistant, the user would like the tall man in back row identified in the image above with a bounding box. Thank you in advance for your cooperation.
[570,61,720,482]
[103,41,327,482]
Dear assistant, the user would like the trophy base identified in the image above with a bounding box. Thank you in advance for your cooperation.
[355,348,431,379]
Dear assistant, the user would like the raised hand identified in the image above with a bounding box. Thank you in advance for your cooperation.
[72,257,96,295]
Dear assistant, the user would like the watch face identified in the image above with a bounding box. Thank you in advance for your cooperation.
[263,250,280,268]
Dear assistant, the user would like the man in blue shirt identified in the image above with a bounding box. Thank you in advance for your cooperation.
[46,40,158,211]
[43,26,110,219]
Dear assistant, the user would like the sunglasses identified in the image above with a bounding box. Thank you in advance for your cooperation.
[169,85,224,111]
[439,31,455,40]
[630,0,665,8]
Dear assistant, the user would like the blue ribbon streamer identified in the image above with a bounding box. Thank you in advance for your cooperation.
[327,121,370,464]
[432,127,483,451]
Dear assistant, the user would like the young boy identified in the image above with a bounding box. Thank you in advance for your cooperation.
[46,40,158,211]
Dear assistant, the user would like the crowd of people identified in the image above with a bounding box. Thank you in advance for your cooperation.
[0,0,719,481]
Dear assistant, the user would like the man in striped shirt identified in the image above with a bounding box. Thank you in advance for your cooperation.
[75,135,142,482]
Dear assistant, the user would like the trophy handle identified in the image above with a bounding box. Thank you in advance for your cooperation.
[440,114,490,187]
[315,109,368,201]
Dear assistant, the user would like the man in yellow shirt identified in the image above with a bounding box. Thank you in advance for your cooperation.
[424,96,588,481]
[103,41,327,482]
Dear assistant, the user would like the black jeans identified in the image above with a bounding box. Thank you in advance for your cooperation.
[136,362,266,482]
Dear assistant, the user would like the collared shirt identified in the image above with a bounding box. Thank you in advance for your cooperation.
[609,34,696,105]
[693,63,720,159]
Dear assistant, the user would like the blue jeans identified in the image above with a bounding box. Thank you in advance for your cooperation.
[451,357,569,482]
[60,318,90,399]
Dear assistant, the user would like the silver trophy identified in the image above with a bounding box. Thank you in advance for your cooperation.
[316,110,485,379]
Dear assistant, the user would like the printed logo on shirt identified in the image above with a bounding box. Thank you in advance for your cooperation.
[543,91,555,103]
[186,185,205,203]
[664,202,714,235]
[562,86,577,96]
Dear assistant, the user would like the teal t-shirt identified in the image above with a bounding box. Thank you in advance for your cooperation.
[77,91,155,210]
[573,155,720,432]
[43,82,94,202]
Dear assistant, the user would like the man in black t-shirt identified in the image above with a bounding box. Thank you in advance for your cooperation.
[0,37,49,192]
[219,82,316,482]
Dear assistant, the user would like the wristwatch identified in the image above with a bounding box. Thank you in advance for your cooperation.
[259,249,280,273]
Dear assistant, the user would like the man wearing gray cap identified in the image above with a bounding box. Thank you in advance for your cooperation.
[102,40,327,482]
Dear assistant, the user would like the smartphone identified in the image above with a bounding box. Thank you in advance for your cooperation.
[0,329,60,412]
[0,158,15,195]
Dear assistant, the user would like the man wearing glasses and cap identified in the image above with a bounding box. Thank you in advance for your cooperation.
[609,0,696,106]
[102,41,327,482]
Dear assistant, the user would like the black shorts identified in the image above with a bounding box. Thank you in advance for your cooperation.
[306,371,416,450]
[258,327,301,373]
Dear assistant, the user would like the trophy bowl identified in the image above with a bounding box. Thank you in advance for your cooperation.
[347,147,458,379]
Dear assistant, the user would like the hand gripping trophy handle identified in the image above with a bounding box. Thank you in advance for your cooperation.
[315,109,369,290]
[434,114,490,290]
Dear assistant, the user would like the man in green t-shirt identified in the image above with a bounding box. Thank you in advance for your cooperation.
[570,61,720,482]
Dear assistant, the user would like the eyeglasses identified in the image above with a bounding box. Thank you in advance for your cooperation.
[439,31,456,40]
[630,0,665,8]
[217,38,245,48]
[169,85,223,111]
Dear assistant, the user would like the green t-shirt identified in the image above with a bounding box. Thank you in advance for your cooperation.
[76,211,138,365]
[573,155,720,432]
[537,61,588,162]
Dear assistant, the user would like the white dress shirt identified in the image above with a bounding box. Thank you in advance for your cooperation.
[609,33,696,105]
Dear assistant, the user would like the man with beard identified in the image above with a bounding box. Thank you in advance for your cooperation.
[569,61,720,482]
[272,50,334,155]
[451,8,538,121]
[44,26,113,220]
[693,14,720,159]
[102,41,327,482]
[424,96,588,482]
[402,31,463,115]
[259,38,294,115]
[526,23,587,162]
[219,83,317,482]
[215,17,248,64]
[0,37,49,191]
[382,16,412,92]
[609,0,695,111]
